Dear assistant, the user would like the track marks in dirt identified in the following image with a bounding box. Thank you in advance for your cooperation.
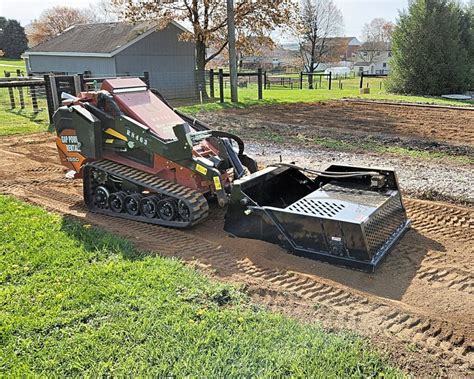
[406,200,474,242]
[236,258,473,369]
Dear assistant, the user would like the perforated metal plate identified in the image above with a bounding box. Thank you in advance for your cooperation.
[363,193,406,256]
[287,199,346,217]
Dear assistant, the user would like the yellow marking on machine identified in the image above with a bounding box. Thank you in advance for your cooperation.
[105,128,128,141]
[105,139,114,144]
[196,164,208,175]
[213,176,222,191]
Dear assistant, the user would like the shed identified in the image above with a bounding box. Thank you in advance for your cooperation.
[23,21,196,99]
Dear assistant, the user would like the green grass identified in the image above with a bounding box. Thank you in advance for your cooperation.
[0,58,26,77]
[0,108,49,136]
[180,81,473,114]
[0,196,402,376]
[0,58,49,136]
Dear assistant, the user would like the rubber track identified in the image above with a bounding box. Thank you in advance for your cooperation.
[85,160,209,228]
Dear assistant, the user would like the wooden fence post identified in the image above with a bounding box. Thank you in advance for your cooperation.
[264,71,267,89]
[143,71,150,88]
[209,69,214,98]
[300,72,303,89]
[5,71,15,109]
[328,72,332,90]
[29,74,39,113]
[44,74,55,124]
[360,72,364,89]
[16,69,25,109]
[78,73,85,91]
[218,69,224,103]
[257,68,263,100]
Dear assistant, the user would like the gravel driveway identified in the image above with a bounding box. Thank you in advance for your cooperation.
[246,141,474,204]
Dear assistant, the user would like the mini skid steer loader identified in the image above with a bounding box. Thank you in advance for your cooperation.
[53,77,410,271]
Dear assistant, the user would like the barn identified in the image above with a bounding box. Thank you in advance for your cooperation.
[23,21,196,99]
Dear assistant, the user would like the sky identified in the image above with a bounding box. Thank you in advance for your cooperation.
[0,0,471,40]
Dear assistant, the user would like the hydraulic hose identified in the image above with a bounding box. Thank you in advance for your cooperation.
[275,163,380,178]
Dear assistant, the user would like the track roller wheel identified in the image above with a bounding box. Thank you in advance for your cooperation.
[140,195,160,219]
[124,193,143,216]
[177,199,191,222]
[93,186,109,209]
[157,198,177,221]
[109,191,126,213]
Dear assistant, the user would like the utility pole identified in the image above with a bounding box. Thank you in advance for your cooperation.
[227,0,238,102]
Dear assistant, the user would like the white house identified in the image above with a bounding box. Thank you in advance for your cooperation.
[353,42,391,75]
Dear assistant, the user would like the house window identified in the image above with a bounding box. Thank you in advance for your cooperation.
[383,63,387,68]
[388,52,392,57]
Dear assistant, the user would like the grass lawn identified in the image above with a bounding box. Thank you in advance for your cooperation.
[180,79,474,114]
[0,58,49,136]
[0,108,49,136]
[0,58,26,77]
[0,196,402,376]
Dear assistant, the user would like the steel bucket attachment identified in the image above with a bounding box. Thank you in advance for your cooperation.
[224,164,410,272]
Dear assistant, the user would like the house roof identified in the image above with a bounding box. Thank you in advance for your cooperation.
[281,37,360,52]
[354,61,374,66]
[359,41,391,51]
[321,37,360,46]
[25,21,189,57]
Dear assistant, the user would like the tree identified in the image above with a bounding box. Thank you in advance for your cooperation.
[359,18,395,63]
[294,0,344,88]
[2,19,28,59]
[29,6,90,46]
[88,0,127,22]
[456,5,474,89]
[387,0,471,95]
[118,0,292,75]
[0,17,7,55]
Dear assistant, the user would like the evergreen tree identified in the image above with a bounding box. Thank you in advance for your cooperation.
[457,6,474,89]
[3,19,28,59]
[387,0,471,95]
[0,17,7,54]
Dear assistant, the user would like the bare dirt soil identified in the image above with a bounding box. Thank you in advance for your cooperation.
[198,100,474,156]
[0,132,472,377]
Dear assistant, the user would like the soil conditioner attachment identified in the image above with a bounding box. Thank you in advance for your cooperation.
[53,77,410,272]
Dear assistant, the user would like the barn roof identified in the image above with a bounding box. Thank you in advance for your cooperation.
[25,21,189,57]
